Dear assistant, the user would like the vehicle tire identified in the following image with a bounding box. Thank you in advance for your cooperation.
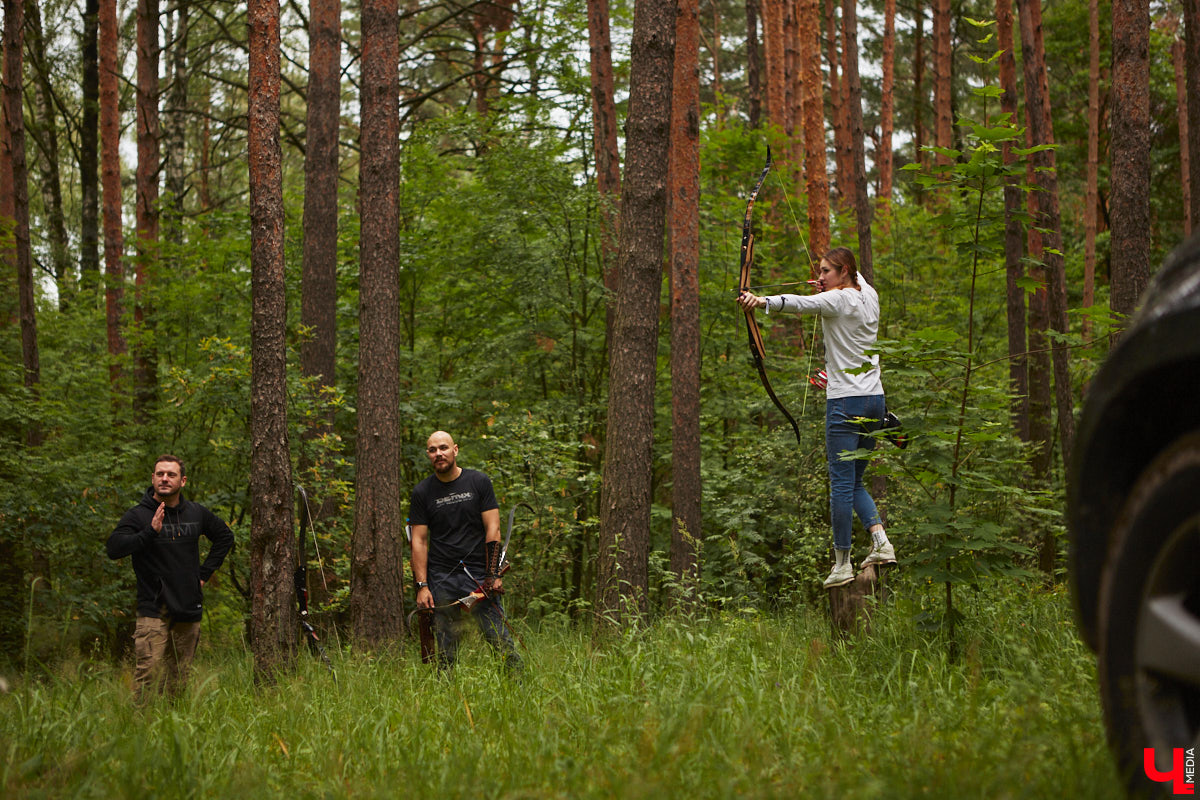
[1097,430,1200,796]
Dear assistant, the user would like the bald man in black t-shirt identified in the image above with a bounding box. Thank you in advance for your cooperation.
[410,431,520,670]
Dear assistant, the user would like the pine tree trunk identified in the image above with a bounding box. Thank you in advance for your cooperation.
[588,0,621,340]
[912,0,925,171]
[932,0,952,167]
[798,0,828,257]
[1017,0,1074,469]
[351,0,406,646]
[746,0,762,128]
[301,0,340,401]
[100,0,126,396]
[840,0,872,281]
[597,0,676,622]
[1109,0,1150,320]
[4,0,38,405]
[877,0,895,208]
[1085,0,1101,334]
[134,0,160,413]
[26,0,71,308]
[997,0,1028,441]
[763,0,785,127]
[825,0,848,205]
[669,0,700,597]
[163,2,189,243]
[1173,35,1191,236]
[248,0,298,679]
[1184,0,1200,228]
[80,0,100,285]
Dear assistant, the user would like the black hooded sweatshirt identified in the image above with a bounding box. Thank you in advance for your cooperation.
[107,487,235,622]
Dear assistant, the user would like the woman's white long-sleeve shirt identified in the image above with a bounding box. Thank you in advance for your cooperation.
[763,280,884,399]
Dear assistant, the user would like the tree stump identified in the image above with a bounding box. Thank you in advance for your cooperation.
[828,563,892,635]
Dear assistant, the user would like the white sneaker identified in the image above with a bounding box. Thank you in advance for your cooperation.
[860,542,897,568]
[823,561,855,588]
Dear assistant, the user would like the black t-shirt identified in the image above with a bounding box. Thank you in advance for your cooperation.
[409,468,498,575]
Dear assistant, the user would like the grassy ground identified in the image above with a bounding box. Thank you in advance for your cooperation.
[0,580,1121,799]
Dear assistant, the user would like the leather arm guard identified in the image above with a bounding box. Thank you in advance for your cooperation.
[485,539,501,579]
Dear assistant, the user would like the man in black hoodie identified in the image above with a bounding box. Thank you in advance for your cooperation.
[107,455,235,701]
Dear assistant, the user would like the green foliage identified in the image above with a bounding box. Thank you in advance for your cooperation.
[0,580,1120,798]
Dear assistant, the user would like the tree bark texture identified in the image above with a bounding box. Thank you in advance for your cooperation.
[248,0,298,677]
[763,0,784,128]
[798,0,828,257]
[301,0,341,399]
[997,0,1028,441]
[100,0,126,394]
[1017,0,1074,468]
[1173,36,1191,237]
[669,0,700,594]
[164,2,189,240]
[1185,0,1200,228]
[1085,0,1101,333]
[80,0,100,284]
[912,0,925,170]
[1109,0,1150,320]
[932,0,952,166]
[26,0,70,306]
[597,0,676,622]
[134,0,160,413]
[746,0,762,128]
[840,0,872,282]
[351,0,406,646]
[588,0,621,340]
[4,0,38,399]
[877,0,895,207]
[825,0,848,205]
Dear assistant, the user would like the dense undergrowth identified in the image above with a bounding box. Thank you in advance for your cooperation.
[0,577,1120,798]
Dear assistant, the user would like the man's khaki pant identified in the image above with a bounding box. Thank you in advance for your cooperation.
[133,616,201,702]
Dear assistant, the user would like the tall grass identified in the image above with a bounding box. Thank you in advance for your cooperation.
[0,579,1120,798]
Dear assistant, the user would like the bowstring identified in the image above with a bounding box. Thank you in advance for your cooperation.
[771,168,822,417]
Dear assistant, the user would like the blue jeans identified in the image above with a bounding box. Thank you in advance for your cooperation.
[825,394,885,551]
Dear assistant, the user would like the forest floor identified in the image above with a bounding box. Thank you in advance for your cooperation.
[0,579,1122,798]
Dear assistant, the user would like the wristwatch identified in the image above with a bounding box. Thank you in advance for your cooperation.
[416,581,429,590]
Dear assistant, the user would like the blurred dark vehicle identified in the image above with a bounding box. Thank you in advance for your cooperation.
[1068,233,1200,795]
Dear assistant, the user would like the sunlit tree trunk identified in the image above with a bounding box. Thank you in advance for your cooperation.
[798,0,828,257]
[669,0,700,597]
[763,0,784,127]
[840,0,872,281]
[597,0,676,622]
[932,0,952,169]
[1109,0,1150,320]
[351,0,406,646]
[877,0,895,210]
[825,0,847,205]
